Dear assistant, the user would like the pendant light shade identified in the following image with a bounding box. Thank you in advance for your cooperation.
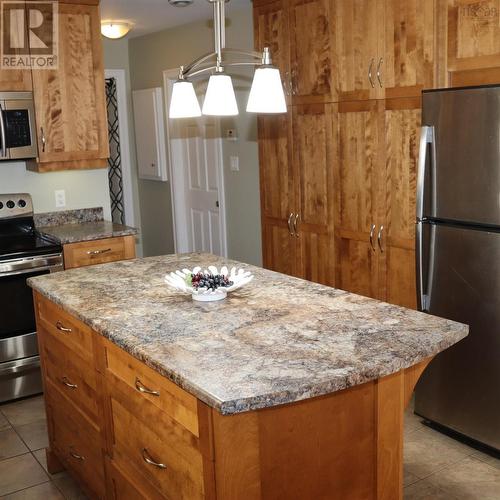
[202,74,238,116]
[247,66,287,114]
[169,80,201,118]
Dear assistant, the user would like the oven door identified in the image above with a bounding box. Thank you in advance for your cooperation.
[0,255,63,363]
[0,97,38,160]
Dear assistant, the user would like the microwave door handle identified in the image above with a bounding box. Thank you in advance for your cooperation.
[0,103,6,158]
[416,125,434,221]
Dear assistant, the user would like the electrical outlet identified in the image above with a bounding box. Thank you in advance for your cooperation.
[230,155,240,172]
[55,189,66,208]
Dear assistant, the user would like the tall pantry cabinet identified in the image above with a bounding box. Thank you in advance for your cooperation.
[255,0,500,309]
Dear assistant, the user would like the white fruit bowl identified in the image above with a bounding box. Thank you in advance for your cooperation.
[164,265,254,302]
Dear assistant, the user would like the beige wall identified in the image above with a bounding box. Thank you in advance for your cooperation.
[102,37,143,256]
[128,5,262,265]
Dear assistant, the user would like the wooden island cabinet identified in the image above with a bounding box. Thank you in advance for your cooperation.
[33,291,439,500]
[255,0,500,310]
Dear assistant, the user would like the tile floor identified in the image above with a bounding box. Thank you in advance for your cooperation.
[0,395,499,499]
[0,395,87,499]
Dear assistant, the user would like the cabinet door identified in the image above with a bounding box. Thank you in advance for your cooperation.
[380,97,420,309]
[448,0,500,85]
[258,113,299,277]
[334,101,385,298]
[0,1,31,91]
[383,0,436,98]
[31,3,108,168]
[253,0,290,81]
[292,104,335,286]
[332,0,382,101]
[289,0,334,103]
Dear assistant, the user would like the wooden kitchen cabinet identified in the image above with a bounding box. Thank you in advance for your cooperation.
[28,1,109,172]
[447,0,500,86]
[63,235,136,270]
[0,1,32,91]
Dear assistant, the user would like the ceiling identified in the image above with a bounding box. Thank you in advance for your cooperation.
[100,0,251,39]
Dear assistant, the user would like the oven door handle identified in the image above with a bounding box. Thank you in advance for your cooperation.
[0,264,63,278]
[0,103,7,158]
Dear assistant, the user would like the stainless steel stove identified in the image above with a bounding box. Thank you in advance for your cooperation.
[0,193,63,402]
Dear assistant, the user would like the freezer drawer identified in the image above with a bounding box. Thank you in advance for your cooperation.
[415,222,500,450]
[421,86,500,227]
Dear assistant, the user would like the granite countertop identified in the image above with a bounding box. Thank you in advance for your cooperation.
[34,207,138,245]
[27,253,468,415]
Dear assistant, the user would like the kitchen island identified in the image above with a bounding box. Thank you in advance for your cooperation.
[28,253,468,499]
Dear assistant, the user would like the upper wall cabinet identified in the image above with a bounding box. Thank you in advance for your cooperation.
[289,0,334,103]
[447,0,500,86]
[0,1,32,92]
[332,0,437,101]
[27,1,109,172]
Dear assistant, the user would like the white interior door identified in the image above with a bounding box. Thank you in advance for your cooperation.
[164,69,227,257]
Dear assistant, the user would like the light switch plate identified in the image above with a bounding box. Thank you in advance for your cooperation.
[230,155,240,171]
[55,189,66,208]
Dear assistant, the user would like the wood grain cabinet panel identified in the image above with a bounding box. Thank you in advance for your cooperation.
[29,2,109,171]
[332,0,382,101]
[383,0,437,98]
[63,235,136,270]
[447,0,500,85]
[0,1,32,91]
[289,0,334,103]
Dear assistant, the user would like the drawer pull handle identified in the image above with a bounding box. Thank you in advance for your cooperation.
[87,248,112,256]
[69,450,85,461]
[56,321,72,333]
[61,377,77,389]
[135,377,160,397]
[142,448,167,469]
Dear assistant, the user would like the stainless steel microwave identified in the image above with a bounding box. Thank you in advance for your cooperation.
[0,92,38,160]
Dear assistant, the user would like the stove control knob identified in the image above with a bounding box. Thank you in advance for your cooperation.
[0,202,3,209]
[18,199,27,208]
[6,200,15,209]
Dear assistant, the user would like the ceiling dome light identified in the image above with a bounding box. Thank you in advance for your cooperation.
[202,74,238,116]
[169,80,201,118]
[247,66,287,114]
[101,22,132,40]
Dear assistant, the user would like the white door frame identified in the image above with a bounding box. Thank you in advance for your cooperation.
[105,68,135,227]
[163,69,228,257]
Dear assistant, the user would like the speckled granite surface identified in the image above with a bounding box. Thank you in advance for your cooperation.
[39,220,138,244]
[27,253,468,415]
[34,207,104,227]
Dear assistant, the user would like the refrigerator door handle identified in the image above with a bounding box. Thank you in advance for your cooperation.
[416,221,427,311]
[416,125,435,221]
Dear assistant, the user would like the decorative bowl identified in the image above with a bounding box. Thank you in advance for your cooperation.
[164,265,254,302]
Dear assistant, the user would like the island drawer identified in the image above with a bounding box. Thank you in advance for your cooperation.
[104,339,200,437]
[36,294,94,362]
[109,397,206,500]
[63,235,135,270]
[41,327,100,424]
[45,379,105,499]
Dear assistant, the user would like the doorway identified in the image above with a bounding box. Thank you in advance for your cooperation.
[163,69,228,257]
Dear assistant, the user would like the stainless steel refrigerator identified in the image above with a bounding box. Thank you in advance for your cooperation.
[415,85,500,451]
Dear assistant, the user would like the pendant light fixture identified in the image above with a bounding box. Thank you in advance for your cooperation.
[169,0,287,119]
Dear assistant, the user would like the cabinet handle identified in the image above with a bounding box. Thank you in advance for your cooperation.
[369,224,376,252]
[368,59,375,88]
[69,449,85,461]
[86,248,111,256]
[376,58,383,88]
[56,321,72,333]
[142,448,167,469]
[287,213,295,236]
[40,127,46,153]
[293,214,300,237]
[135,377,160,397]
[377,225,384,253]
[61,377,77,389]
